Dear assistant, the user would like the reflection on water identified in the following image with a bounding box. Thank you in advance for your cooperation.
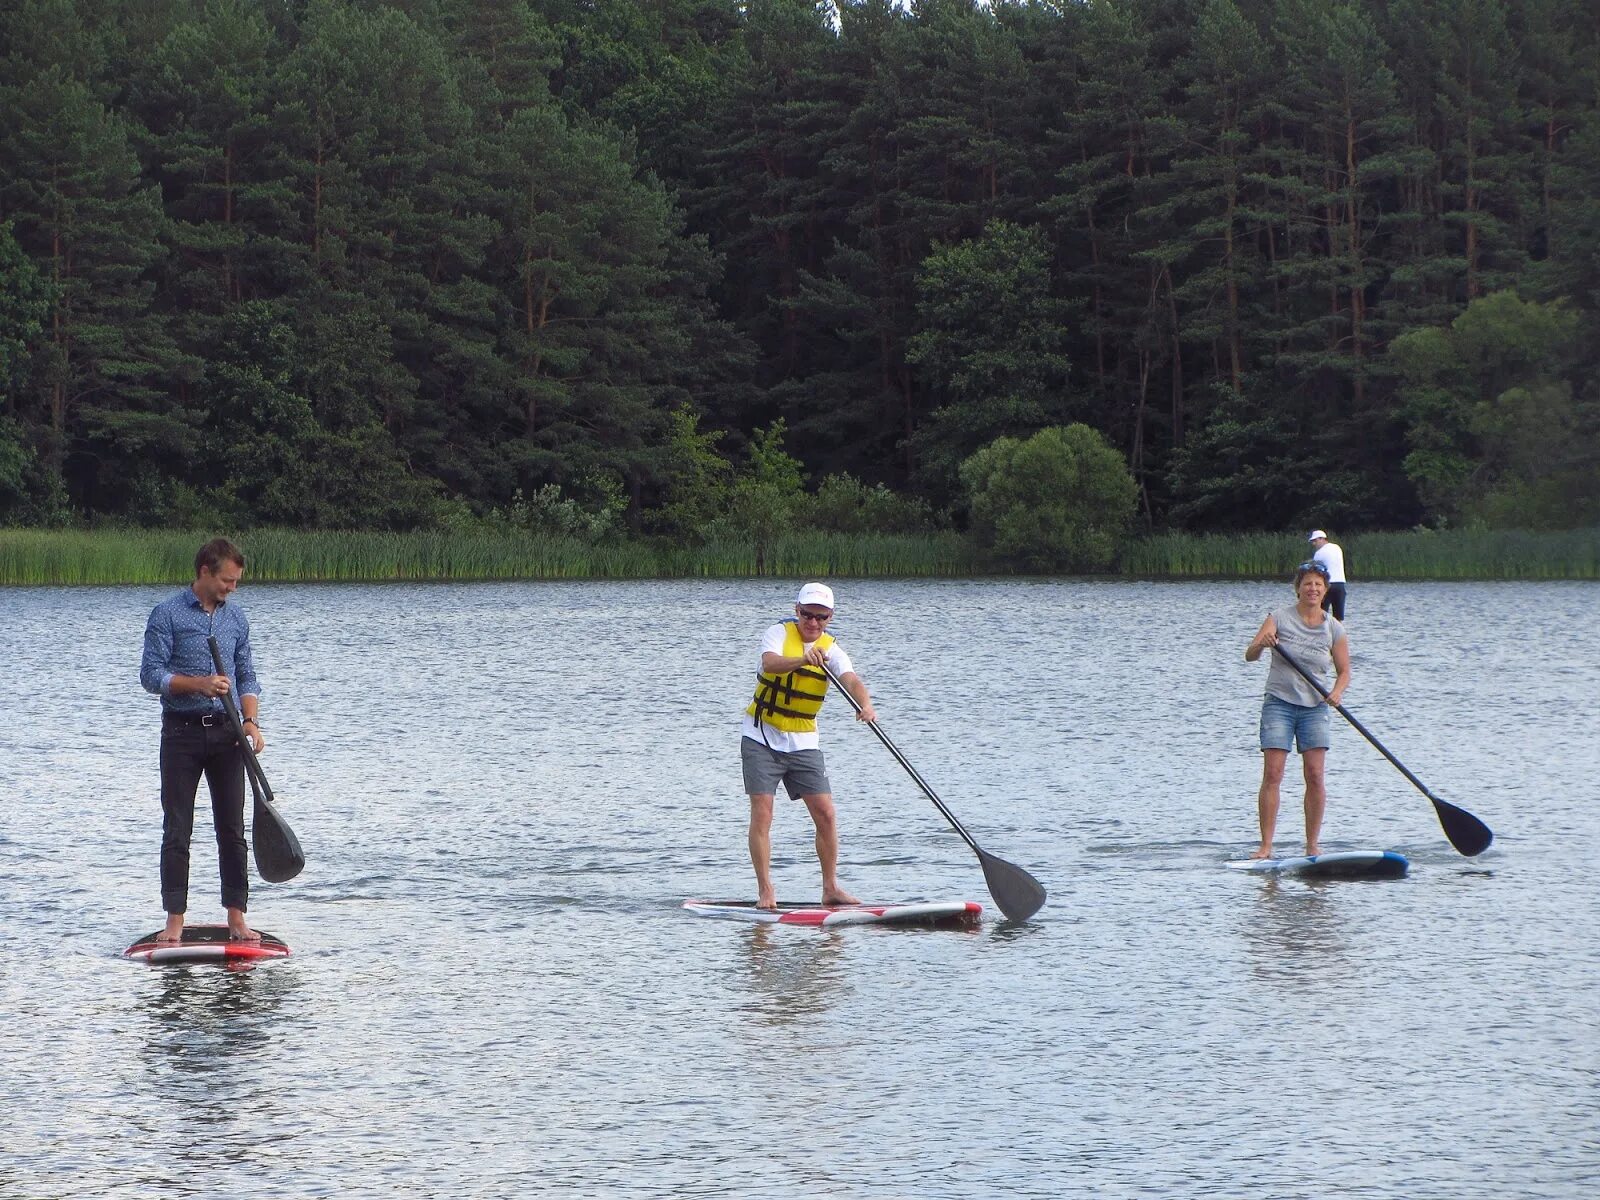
[139,964,298,1074]
[132,964,302,1166]
[983,919,1045,946]
[736,924,851,1024]
[1241,878,1354,986]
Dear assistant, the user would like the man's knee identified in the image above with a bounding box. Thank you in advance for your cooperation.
[801,793,837,826]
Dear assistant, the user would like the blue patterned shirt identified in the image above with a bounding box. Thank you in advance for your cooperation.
[140,588,261,715]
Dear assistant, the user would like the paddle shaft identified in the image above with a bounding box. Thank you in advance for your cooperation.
[1269,637,1492,855]
[1269,641,1432,797]
[813,659,1047,920]
[207,636,273,803]
[817,660,983,855]
[207,637,305,882]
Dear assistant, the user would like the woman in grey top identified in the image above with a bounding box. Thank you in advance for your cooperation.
[1244,561,1351,859]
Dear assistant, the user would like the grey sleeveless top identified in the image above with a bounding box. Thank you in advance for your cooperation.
[1265,606,1345,707]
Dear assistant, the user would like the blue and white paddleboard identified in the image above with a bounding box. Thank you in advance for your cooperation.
[1226,850,1409,879]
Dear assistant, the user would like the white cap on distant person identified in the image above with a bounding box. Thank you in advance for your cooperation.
[796,582,835,610]
[1307,529,1328,542]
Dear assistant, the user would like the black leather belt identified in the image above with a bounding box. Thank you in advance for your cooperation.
[162,711,229,727]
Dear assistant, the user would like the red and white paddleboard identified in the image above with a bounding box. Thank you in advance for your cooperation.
[682,899,982,927]
[124,923,291,965]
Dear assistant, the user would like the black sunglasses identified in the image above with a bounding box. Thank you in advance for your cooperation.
[797,609,833,622]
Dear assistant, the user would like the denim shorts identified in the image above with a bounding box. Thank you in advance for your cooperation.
[1259,694,1331,753]
[741,737,831,798]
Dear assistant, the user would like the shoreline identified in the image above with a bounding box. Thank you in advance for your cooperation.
[3,526,1596,585]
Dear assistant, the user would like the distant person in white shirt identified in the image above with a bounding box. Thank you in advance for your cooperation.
[1307,530,1347,619]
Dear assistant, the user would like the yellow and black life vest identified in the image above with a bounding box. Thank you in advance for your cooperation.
[745,620,835,732]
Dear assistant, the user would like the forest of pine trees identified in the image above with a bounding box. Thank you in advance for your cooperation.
[2,0,1598,536]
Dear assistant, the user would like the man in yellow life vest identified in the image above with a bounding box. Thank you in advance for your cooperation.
[742,582,877,910]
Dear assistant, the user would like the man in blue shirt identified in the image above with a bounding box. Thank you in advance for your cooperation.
[140,538,264,944]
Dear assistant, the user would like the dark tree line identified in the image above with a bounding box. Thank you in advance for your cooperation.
[2,0,1598,534]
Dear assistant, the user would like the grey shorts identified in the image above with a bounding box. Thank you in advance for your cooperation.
[741,737,832,799]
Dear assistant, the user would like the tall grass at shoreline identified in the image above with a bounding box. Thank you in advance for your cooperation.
[1124,528,1600,579]
[0,528,975,585]
[2,526,1594,585]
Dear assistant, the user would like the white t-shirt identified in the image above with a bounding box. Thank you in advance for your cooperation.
[1312,541,1346,583]
[739,622,855,752]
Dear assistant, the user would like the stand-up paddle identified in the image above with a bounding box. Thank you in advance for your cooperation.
[820,661,1046,921]
[1270,641,1492,856]
[208,636,305,882]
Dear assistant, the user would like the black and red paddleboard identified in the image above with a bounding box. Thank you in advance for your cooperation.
[124,923,291,965]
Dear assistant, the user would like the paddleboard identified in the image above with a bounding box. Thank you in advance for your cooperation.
[1226,850,1409,879]
[682,899,983,927]
[124,923,291,964]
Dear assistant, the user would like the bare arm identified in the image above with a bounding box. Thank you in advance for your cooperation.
[760,645,877,722]
[762,649,816,674]
[838,670,877,723]
[1326,635,1351,707]
[1245,615,1277,662]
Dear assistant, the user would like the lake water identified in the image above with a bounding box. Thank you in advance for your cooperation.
[1,577,1596,1199]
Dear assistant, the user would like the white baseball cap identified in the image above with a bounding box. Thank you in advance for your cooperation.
[795,582,835,610]
[1307,529,1327,542]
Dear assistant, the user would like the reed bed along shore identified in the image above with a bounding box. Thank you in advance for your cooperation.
[0,528,975,585]
[1125,528,1600,580]
[1,526,1595,585]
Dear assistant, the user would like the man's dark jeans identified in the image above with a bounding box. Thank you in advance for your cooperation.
[159,715,248,914]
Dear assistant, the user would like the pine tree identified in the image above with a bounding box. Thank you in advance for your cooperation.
[1151,0,1275,397]
[0,63,182,514]
[906,219,1072,503]
[1043,0,1179,507]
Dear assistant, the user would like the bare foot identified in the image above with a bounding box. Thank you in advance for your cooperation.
[156,915,185,945]
[821,888,860,906]
[756,890,778,911]
[225,904,261,942]
[1250,846,1273,860]
[1305,845,1321,858]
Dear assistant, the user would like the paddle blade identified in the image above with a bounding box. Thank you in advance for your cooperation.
[1435,797,1493,857]
[979,849,1046,922]
[253,794,305,882]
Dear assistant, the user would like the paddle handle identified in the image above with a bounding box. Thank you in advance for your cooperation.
[817,660,984,857]
[207,635,274,803]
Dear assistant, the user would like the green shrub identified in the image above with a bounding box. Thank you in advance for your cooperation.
[960,424,1138,571]
[809,473,939,534]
